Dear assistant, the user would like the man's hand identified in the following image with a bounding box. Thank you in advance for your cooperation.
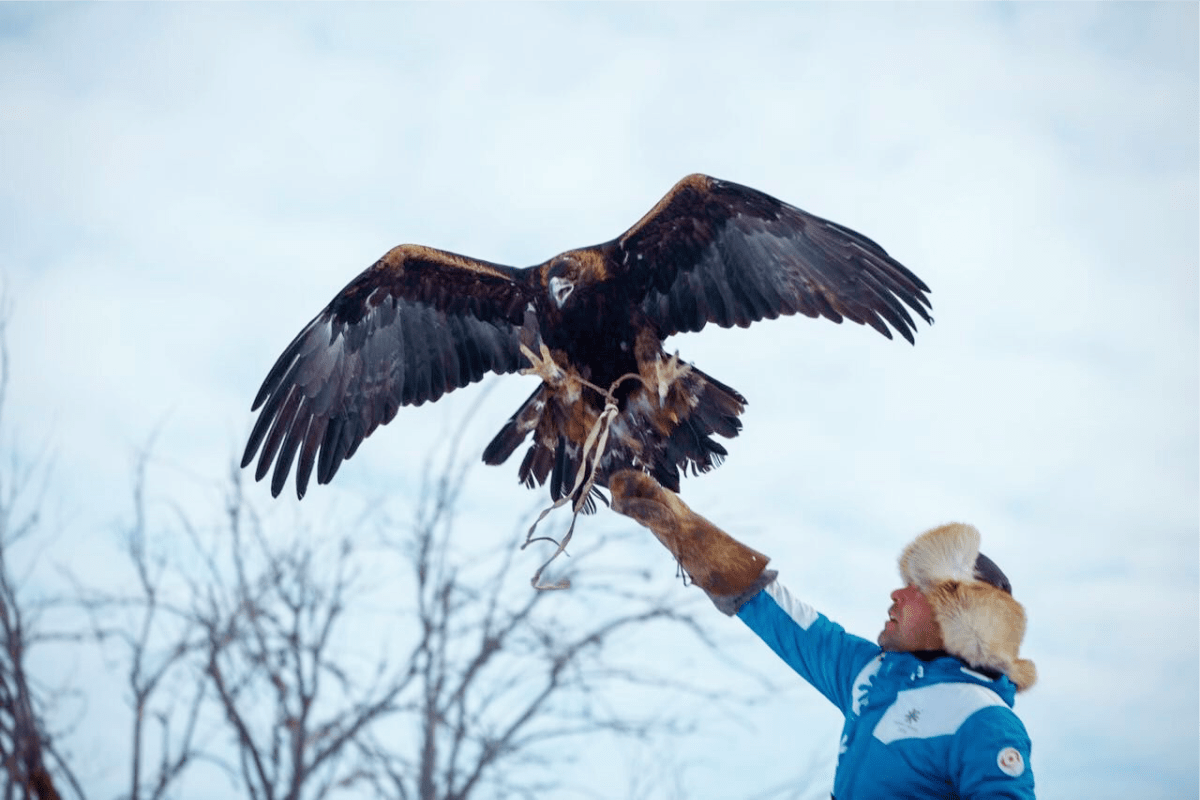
[608,470,776,614]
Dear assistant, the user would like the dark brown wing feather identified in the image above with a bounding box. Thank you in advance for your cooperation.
[614,174,932,342]
[242,244,535,499]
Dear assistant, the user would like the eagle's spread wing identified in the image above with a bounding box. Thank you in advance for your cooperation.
[242,244,534,499]
[614,174,932,342]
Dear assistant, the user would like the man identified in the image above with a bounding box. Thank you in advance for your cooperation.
[608,471,1036,799]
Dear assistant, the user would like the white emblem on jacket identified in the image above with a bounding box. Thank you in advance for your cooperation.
[872,682,1006,744]
[997,746,1025,777]
[850,656,884,716]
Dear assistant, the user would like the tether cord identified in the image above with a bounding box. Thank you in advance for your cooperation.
[523,369,646,590]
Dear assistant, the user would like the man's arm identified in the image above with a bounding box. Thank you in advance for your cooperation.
[950,707,1036,799]
[608,470,879,713]
[739,581,881,713]
[607,471,775,613]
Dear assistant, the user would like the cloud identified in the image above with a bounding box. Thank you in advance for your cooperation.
[0,3,1196,798]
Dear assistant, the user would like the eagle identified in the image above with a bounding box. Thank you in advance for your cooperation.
[242,174,932,511]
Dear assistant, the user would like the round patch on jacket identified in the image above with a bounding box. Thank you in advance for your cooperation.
[997,746,1025,777]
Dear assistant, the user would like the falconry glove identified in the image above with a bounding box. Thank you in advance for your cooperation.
[608,470,776,615]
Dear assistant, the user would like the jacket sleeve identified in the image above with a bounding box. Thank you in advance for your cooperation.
[951,706,1036,799]
[736,579,881,714]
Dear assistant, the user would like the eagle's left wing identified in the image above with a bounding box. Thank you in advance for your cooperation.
[611,174,932,342]
[242,244,535,499]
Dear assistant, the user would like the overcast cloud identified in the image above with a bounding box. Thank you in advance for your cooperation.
[0,4,1196,799]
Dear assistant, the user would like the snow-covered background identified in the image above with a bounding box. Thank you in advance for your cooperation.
[1,4,1196,798]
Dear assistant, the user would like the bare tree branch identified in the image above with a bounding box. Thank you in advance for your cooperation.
[0,291,80,800]
[44,369,778,800]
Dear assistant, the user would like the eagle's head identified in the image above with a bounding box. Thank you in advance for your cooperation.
[545,250,607,310]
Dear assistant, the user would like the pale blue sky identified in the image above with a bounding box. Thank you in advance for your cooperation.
[1,3,1196,799]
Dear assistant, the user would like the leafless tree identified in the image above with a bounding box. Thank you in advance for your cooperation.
[181,467,403,800]
[350,437,723,800]
[166,417,729,800]
[0,462,66,800]
[0,290,788,800]
[33,358,757,800]
[0,298,85,800]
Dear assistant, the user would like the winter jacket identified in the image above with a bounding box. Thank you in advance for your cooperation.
[738,580,1035,799]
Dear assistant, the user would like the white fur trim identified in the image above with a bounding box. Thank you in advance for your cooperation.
[899,523,980,591]
[929,581,1037,690]
[899,523,1038,691]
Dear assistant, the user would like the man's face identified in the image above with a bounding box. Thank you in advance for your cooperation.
[878,584,944,652]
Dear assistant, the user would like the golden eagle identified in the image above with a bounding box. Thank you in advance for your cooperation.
[242,174,931,507]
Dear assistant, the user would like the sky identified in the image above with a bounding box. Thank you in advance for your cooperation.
[1,3,1197,799]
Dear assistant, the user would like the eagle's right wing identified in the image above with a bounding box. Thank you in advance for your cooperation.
[242,244,535,499]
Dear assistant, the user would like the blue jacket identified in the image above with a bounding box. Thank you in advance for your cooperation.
[738,580,1035,799]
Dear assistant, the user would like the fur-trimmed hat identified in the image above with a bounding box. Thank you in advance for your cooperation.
[899,523,1037,691]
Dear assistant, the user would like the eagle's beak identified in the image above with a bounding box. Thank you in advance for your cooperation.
[549,276,575,309]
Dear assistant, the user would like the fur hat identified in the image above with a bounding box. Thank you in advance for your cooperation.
[899,523,1037,691]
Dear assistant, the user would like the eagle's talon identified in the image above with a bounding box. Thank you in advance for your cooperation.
[652,351,691,406]
[520,342,567,388]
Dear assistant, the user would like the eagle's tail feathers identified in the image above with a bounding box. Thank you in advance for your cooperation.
[650,461,682,493]
[541,434,606,514]
[576,487,603,515]
[483,385,545,466]
[655,367,744,484]
[517,443,553,489]
[689,368,746,439]
[549,436,569,502]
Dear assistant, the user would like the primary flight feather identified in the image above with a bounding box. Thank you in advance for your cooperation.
[242,174,932,504]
